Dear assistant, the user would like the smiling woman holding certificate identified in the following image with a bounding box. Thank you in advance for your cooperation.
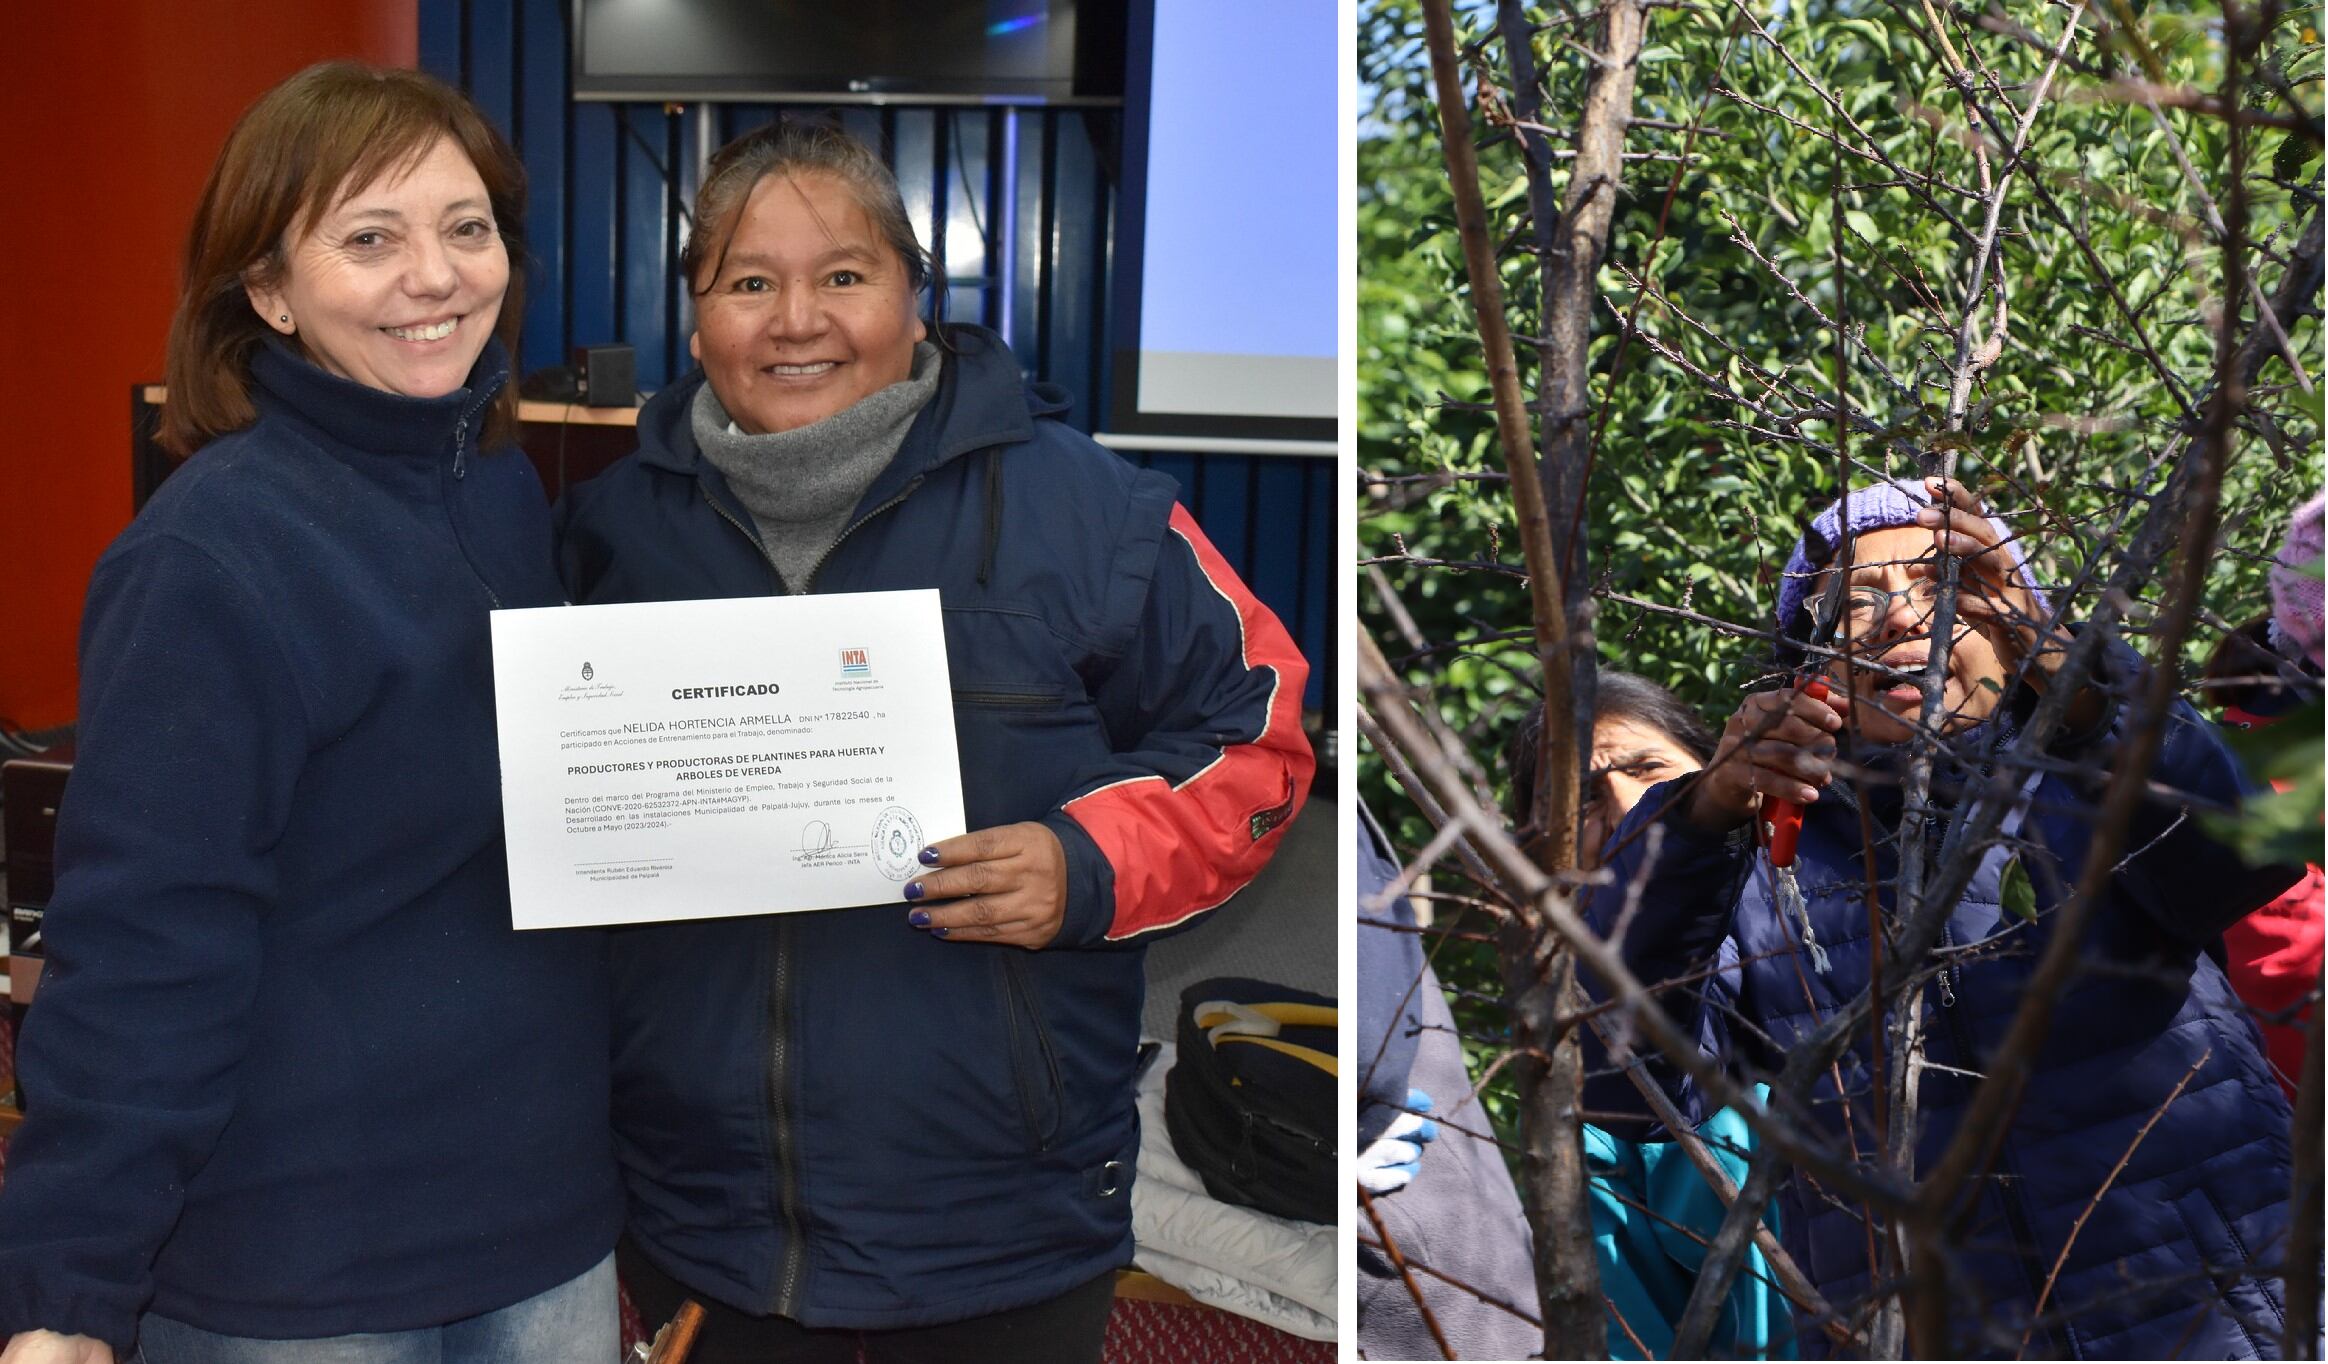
[554,119,1314,1363]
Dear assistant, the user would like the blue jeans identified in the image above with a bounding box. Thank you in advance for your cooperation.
[131,1253,616,1364]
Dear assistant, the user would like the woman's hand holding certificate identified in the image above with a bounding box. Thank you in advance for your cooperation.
[901,822,1070,948]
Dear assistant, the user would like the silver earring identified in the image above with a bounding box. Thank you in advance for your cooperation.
[278,314,290,324]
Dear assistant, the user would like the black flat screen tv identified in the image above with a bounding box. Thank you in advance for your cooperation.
[572,0,1125,104]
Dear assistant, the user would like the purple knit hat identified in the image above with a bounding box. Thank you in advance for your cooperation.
[1775,478,2046,665]
[2268,492,2325,669]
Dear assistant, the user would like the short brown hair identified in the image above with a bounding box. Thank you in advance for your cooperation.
[682,119,934,307]
[160,62,527,455]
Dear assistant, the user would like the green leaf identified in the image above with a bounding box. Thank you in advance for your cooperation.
[2272,132,2319,183]
[2000,855,2037,921]
[2201,704,2325,867]
[2218,701,2326,785]
[1836,18,1889,53]
[2200,766,2326,869]
[1843,209,1880,243]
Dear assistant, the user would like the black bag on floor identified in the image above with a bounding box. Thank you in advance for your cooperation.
[1163,976,1337,1225]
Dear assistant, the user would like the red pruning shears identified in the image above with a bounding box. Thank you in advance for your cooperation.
[1762,675,1832,975]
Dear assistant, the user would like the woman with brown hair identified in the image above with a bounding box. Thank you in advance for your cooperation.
[0,63,620,1363]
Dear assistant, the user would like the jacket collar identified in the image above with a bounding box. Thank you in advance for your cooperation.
[634,325,1059,501]
[249,337,511,461]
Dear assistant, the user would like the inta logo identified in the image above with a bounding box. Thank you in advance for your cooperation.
[839,648,871,677]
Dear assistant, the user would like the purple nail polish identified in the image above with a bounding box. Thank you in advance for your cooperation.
[909,909,931,928]
[918,846,941,866]
[903,882,925,902]
[932,926,950,938]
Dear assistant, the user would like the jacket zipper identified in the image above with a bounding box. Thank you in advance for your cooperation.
[698,483,801,1312]
[1935,980,2052,1351]
[704,495,785,593]
[767,917,806,1316]
[1000,955,1065,1151]
[800,477,925,593]
[954,689,1062,710]
[703,488,805,1303]
[444,382,504,607]
[1936,923,1958,1008]
[449,374,497,482]
[699,468,934,1318]
[704,472,943,1318]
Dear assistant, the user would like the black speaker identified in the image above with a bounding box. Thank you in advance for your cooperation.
[576,344,636,408]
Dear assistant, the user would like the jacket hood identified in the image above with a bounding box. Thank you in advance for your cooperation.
[631,325,1067,497]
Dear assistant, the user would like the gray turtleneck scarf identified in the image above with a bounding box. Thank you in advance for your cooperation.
[693,341,943,593]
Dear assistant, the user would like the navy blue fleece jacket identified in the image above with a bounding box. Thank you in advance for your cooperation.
[0,343,622,1349]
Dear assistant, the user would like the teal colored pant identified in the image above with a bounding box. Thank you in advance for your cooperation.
[1585,1093,1794,1360]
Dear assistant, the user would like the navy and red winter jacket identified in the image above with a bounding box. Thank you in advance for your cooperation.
[1585,650,2301,1359]
[554,324,1313,1327]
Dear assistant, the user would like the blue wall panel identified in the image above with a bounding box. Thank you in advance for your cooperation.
[417,2,462,92]
[665,102,704,379]
[516,0,567,371]
[564,101,619,361]
[1298,459,1332,709]
[1044,113,1102,435]
[940,112,995,330]
[1008,111,1046,372]
[618,105,673,390]
[1199,457,1253,580]
[1252,459,1307,684]
[417,5,1331,712]
[463,0,515,139]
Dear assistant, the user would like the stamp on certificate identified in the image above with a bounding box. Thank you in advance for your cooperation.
[870,805,923,881]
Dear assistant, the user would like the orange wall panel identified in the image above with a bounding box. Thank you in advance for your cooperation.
[0,2,418,730]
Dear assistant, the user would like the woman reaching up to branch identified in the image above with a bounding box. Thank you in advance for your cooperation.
[1583,476,2302,1358]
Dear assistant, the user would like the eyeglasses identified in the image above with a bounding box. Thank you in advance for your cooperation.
[1818,580,1945,632]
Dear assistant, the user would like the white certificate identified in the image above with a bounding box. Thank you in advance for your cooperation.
[489,590,967,930]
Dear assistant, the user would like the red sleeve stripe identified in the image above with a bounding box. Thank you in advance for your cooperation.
[1064,505,1314,941]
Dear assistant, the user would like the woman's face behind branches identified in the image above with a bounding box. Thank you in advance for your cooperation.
[1581,715,1704,866]
[1818,525,2013,745]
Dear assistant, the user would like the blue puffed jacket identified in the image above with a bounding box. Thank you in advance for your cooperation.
[554,325,1313,1328]
[1587,652,2300,1359]
[0,343,622,1350]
